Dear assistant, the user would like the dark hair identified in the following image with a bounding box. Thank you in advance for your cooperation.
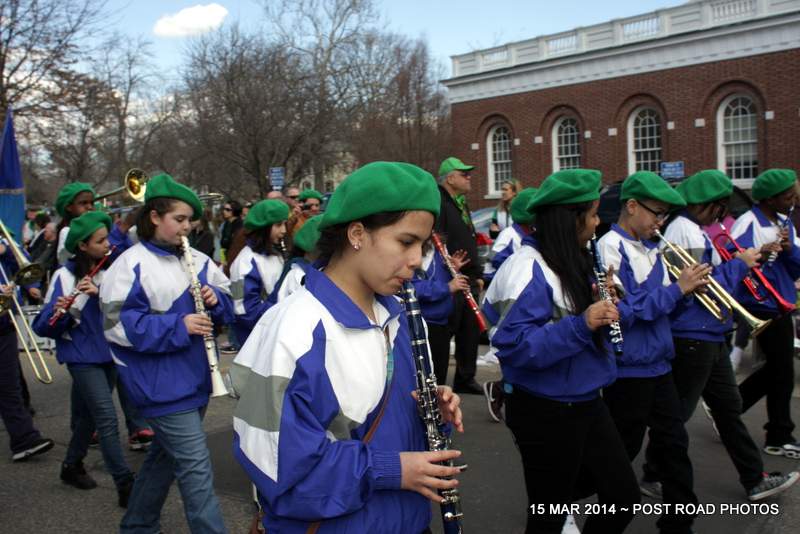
[34,212,51,229]
[246,224,282,256]
[136,198,179,241]
[534,202,603,349]
[316,211,408,264]
[226,200,243,217]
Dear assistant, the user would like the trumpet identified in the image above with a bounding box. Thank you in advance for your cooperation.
[0,221,52,383]
[95,168,148,202]
[654,229,770,337]
[712,224,796,316]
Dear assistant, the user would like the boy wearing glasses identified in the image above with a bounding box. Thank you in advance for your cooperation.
[598,171,705,533]
[643,169,798,502]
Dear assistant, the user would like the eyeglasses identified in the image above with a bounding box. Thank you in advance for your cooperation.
[460,171,471,178]
[287,195,299,200]
[223,207,232,212]
[637,201,669,221]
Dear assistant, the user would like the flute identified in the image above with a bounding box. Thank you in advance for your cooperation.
[431,232,488,332]
[48,246,116,326]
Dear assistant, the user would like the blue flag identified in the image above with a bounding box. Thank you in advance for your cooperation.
[0,108,26,242]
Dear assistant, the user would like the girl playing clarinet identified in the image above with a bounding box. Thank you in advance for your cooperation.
[232,161,463,534]
[99,173,234,534]
[484,169,640,533]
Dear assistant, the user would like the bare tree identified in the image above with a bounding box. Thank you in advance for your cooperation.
[0,0,107,115]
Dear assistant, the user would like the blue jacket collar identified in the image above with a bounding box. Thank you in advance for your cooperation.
[611,223,658,250]
[142,239,180,257]
[303,267,402,330]
[752,205,774,227]
[522,234,538,249]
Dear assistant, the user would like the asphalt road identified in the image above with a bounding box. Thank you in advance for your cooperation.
[1,346,798,533]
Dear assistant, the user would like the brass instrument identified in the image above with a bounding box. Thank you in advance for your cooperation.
[94,168,148,202]
[0,228,52,384]
[654,229,770,337]
[198,192,224,203]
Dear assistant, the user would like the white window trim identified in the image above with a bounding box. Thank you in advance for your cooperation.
[486,125,512,196]
[627,106,662,175]
[716,93,758,181]
[551,116,582,172]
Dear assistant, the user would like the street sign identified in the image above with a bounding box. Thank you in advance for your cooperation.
[269,167,285,190]
[660,161,684,179]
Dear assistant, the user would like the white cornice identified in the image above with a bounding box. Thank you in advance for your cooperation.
[444,12,800,104]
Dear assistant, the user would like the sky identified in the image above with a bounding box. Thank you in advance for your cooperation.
[103,0,688,79]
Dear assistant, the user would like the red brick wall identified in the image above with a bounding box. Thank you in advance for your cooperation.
[449,49,800,209]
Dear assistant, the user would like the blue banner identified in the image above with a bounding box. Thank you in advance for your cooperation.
[0,108,25,242]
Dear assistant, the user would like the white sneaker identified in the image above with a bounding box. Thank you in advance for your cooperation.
[561,514,581,534]
[701,401,721,441]
[476,347,499,367]
[764,441,800,459]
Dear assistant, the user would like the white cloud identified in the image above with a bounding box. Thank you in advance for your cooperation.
[153,3,229,37]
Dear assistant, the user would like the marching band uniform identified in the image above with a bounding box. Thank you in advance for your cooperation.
[597,172,697,533]
[644,170,798,500]
[485,169,639,534]
[232,162,446,534]
[100,174,233,533]
[269,214,322,304]
[229,199,289,344]
[729,169,800,458]
[32,212,135,504]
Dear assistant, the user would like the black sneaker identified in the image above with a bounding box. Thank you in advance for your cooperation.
[60,461,98,490]
[453,380,483,395]
[639,478,663,500]
[482,381,505,422]
[747,471,799,501]
[219,343,238,354]
[763,441,800,459]
[117,475,135,508]
[11,437,54,462]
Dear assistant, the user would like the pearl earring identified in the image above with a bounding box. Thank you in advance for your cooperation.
[353,242,361,251]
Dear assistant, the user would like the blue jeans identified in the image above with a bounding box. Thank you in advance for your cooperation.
[117,377,150,436]
[65,363,133,486]
[120,407,226,534]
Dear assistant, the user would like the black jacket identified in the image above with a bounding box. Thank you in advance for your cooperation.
[434,186,481,280]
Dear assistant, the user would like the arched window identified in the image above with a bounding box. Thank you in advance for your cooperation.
[552,117,581,171]
[627,107,662,174]
[717,95,758,180]
[486,125,512,195]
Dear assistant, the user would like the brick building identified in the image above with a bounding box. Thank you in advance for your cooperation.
[442,0,800,208]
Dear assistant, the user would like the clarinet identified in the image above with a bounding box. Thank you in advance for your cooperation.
[401,281,464,534]
[589,234,624,356]
[430,232,487,332]
[768,205,794,265]
[48,246,116,326]
[180,236,229,398]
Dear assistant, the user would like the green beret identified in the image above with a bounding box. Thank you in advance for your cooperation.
[676,170,732,204]
[621,171,686,207]
[144,173,203,220]
[527,169,601,212]
[752,169,797,201]
[65,211,112,253]
[298,189,324,202]
[438,156,474,177]
[294,214,323,252]
[510,188,538,225]
[320,162,440,230]
[56,182,96,218]
[244,199,290,231]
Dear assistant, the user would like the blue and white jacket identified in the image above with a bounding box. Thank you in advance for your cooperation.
[729,206,800,317]
[230,245,284,343]
[411,248,453,326]
[482,236,617,402]
[99,240,234,418]
[231,267,430,534]
[267,259,313,306]
[598,225,683,378]
[483,223,526,283]
[32,261,112,366]
[662,214,749,342]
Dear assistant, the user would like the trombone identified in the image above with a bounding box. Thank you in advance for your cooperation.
[0,222,53,384]
[654,229,771,338]
[94,168,149,202]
